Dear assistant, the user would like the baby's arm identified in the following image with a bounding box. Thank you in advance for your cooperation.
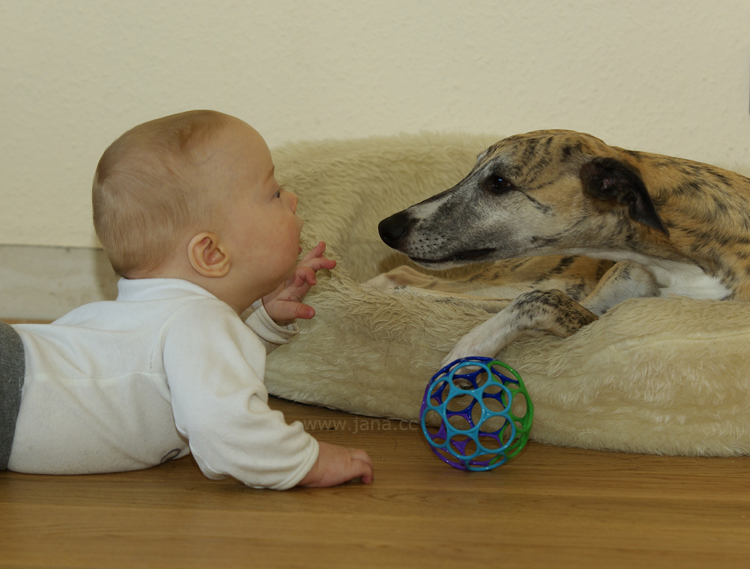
[262,241,336,323]
[298,442,374,487]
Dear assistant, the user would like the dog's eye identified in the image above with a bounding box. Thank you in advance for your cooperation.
[484,175,514,195]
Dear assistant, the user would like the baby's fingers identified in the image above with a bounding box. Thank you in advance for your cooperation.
[301,241,327,262]
[294,302,315,320]
[350,448,374,484]
[294,265,318,287]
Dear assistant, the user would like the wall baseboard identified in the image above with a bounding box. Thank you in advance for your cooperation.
[0,245,118,320]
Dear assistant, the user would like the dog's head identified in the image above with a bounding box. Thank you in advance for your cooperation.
[378,130,669,269]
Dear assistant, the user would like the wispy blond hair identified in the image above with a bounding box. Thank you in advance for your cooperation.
[92,110,230,276]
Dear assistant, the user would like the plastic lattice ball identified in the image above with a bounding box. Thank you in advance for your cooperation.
[420,357,534,471]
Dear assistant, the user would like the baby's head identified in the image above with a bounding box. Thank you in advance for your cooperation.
[93,110,302,312]
[93,110,232,277]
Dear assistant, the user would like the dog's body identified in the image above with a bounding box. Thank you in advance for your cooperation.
[377,130,750,364]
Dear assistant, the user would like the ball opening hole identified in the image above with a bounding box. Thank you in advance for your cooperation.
[510,392,529,419]
[447,413,473,433]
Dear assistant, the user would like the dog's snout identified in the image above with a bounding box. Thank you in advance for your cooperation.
[378,211,415,249]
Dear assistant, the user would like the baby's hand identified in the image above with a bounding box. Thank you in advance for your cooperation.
[262,241,336,324]
[298,442,374,487]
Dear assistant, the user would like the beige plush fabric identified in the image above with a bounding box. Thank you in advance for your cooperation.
[266,133,750,457]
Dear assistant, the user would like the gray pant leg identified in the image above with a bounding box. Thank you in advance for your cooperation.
[0,321,25,470]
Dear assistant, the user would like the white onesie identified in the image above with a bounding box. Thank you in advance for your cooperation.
[8,278,318,490]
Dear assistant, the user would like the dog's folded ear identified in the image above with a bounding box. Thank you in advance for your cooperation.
[580,157,669,237]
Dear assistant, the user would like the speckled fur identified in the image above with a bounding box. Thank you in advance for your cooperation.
[378,130,750,361]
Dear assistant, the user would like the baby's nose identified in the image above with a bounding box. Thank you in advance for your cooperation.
[287,191,299,213]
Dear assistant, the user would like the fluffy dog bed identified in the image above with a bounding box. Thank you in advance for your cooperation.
[265,133,750,457]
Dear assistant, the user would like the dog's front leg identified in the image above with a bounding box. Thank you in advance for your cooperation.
[581,261,660,315]
[442,289,598,365]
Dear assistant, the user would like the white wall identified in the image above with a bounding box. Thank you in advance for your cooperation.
[1,0,749,249]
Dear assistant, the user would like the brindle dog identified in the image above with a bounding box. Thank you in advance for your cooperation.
[378,130,750,364]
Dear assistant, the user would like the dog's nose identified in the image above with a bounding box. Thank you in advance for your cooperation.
[378,211,415,249]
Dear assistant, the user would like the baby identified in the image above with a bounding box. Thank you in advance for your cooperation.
[0,110,373,489]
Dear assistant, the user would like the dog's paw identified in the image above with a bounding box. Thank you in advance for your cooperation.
[364,273,400,291]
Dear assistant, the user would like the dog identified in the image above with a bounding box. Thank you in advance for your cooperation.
[377,129,750,364]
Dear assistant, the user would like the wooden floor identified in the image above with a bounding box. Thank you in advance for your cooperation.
[2,394,749,568]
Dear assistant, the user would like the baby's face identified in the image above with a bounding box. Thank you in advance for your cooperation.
[207,119,303,295]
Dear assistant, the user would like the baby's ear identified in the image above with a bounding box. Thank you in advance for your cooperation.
[188,233,230,277]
